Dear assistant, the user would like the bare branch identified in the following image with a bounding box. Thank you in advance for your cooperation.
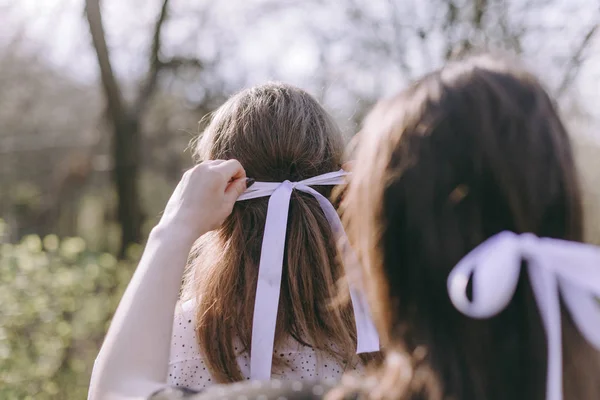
[444,0,460,60]
[556,23,599,97]
[134,0,170,116]
[84,0,127,123]
[161,57,203,70]
[387,0,413,78]
[473,0,486,29]
[150,0,170,65]
[85,0,144,255]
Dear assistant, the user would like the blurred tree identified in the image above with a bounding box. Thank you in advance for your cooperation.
[84,0,202,257]
[0,49,102,241]
[303,0,598,130]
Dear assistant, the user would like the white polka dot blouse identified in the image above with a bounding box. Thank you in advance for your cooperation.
[168,300,363,391]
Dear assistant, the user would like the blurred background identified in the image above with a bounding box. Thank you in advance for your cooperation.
[0,0,599,398]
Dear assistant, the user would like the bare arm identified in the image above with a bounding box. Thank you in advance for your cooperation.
[88,160,247,400]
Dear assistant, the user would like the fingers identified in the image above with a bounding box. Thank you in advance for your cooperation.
[224,177,249,203]
[189,159,247,203]
[204,159,248,202]
[218,160,248,203]
[212,159,246,182]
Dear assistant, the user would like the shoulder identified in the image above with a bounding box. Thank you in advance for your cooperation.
[170,300,200,362]
[172,299,196,332]
[169,300,216,390]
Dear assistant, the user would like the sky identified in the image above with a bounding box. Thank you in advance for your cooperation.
[1,0,599,136]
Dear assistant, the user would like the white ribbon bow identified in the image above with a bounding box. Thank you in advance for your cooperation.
[237,169,380,380]
[447,231,600,400]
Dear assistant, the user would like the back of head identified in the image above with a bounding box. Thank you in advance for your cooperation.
[343,55,600,399]
[186,82,358,382]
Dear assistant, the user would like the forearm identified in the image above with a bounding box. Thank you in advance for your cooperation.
[89,224,197,400]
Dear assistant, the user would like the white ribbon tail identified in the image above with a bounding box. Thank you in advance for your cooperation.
[249,181,293,380]
[245,170,380,380]
[297,184,380,354]
[527,262,562,400]
[538,238,600,350]
[560,282,600,349]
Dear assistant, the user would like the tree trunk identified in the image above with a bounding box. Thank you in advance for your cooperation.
[113,115,142,257]
[85,0,192,257]
[85,0,142,257]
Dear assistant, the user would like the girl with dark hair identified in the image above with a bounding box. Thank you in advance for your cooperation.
[336,54,600,400]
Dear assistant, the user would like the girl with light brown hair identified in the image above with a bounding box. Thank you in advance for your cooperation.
[166,82,379,389]
[88,82,379,400]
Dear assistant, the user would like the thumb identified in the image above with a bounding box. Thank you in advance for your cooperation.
[224,177,250,203]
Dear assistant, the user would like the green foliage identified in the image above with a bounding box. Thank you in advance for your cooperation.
[0,224,138,400]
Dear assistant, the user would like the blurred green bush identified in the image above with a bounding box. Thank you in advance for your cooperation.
[0,220,139,400]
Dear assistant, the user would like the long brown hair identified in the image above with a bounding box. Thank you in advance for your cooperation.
[340,55,600,400]
[183,82,364,383]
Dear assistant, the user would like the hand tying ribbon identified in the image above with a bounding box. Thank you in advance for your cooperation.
[447,231,600,400]
[237,169,380,380]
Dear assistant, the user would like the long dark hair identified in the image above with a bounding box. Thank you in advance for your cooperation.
[340,55,600,400]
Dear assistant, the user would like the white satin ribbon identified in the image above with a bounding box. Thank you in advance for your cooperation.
[237,169,380,380]
[447,231,600,400]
